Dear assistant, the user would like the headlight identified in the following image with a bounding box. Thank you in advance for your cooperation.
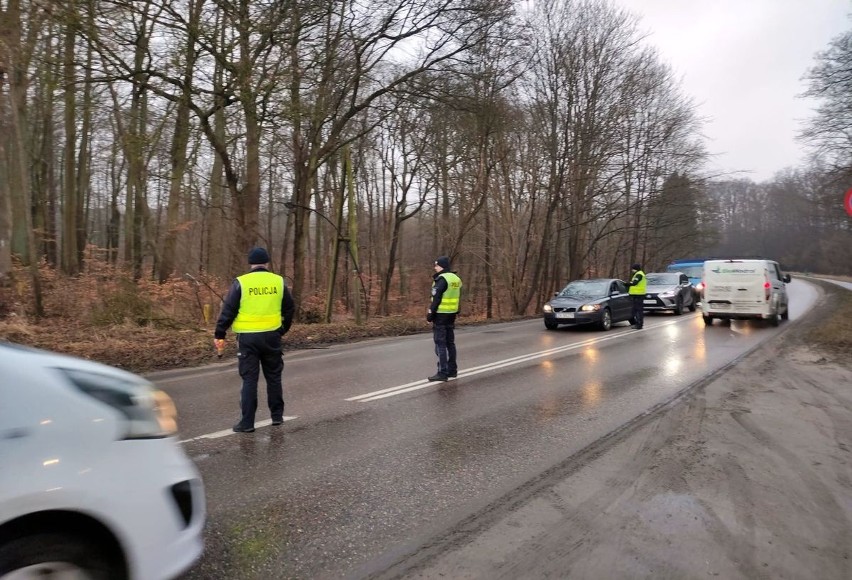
[579,304,601,312]
[543,304,553,313]
[59,368,178,439]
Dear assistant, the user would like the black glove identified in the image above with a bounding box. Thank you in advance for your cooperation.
[426,312,434,323]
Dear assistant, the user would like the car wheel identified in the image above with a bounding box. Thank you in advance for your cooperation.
[674,297,684,316]
[770,310,780,327]
[0,533,124,580]
[781,306,789,320]
[688,297,697,312]
[544,319,558,330]
[702,315,713,326]
[598,308,612,331]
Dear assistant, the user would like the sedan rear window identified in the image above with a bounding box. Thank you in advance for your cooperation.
[646,274,680,285]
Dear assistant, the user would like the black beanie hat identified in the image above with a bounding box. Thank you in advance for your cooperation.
[435,256,451,270]
[248,247,270,265]
[632,263,641,271]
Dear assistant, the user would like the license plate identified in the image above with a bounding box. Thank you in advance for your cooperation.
[644,300,656,305]
[556,312,574,319]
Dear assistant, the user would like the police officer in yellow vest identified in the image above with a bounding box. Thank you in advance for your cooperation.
[426,256,462,381]
[215,247,296,432]
[626,263,646,330]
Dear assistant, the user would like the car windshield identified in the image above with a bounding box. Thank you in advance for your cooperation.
[559,280,608,299]
[647,274,679,285]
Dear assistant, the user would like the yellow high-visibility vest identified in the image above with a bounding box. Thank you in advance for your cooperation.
[628,270,647,295]
[434,272,462,313]
[232,271,285,333]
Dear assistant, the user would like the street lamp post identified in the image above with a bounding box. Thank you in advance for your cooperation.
[284,199,367,323]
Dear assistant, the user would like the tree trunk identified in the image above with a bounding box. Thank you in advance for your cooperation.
[61,1,79,275]
[159,0,203,282]
[3,0,44,314]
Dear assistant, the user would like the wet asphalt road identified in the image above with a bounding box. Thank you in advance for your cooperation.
[154,279,819,579]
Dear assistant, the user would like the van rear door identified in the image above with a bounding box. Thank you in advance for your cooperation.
[704,261,769,313]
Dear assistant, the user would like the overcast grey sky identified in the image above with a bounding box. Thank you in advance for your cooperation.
[613,0,851,182]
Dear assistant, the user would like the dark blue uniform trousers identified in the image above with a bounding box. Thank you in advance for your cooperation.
[236,331,284,428]
[631,295,644,328]
[433,323,457,376]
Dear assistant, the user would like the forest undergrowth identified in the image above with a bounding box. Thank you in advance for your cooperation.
[0,261,517,374]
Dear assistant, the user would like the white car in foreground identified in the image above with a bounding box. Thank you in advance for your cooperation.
[0,342,205,580]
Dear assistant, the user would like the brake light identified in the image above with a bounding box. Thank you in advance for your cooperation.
[764,281,771,301]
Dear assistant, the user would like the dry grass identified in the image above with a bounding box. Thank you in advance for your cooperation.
[0,314,514,374]
[0,263,522,374]
[803,285,852,360]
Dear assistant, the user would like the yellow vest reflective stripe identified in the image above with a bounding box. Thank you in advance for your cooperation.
[435,272,462,313]
[629,270,647,295]
[232,271,285,333]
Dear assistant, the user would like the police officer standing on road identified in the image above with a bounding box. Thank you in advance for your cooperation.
[427,256,462,382]
[215,247,296,433]
[626,263,646,329]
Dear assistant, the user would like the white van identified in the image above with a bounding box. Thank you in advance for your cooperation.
[701,259,791,326]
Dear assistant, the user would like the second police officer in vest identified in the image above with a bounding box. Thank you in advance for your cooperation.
[426,256,462,382]
[626,263,646,330]
[215,247,296,433]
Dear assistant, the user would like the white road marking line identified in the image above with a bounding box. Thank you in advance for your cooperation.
[179,416,297,444]
[347,318,687,402]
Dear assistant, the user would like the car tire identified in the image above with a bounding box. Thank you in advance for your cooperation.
[781,306,789,321]
[598,308,612,331]
[770,310,780,327]
[544,319,558,330]
[0,532,124,580]
[688,297,697,312]
[674,297,684,316]
[702,315,713,326]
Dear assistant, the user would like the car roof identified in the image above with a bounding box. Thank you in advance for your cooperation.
[568,278,618,283]
[704,259,777,264]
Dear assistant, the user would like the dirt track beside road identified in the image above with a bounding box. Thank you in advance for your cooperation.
[396,284,852,579]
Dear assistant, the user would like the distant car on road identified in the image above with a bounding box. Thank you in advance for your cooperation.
[666,258,707,301]
[543,278,634,331]
[643,272,697,315]
[0,342,206,580]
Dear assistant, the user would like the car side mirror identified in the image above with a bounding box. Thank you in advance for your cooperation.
[783,274,791,283]
[553,292,559,297]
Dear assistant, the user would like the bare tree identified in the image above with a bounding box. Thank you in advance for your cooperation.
[371,95,432,315]
[800,29,852,184]
[157,0,205,282]
[0,0,45,314]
